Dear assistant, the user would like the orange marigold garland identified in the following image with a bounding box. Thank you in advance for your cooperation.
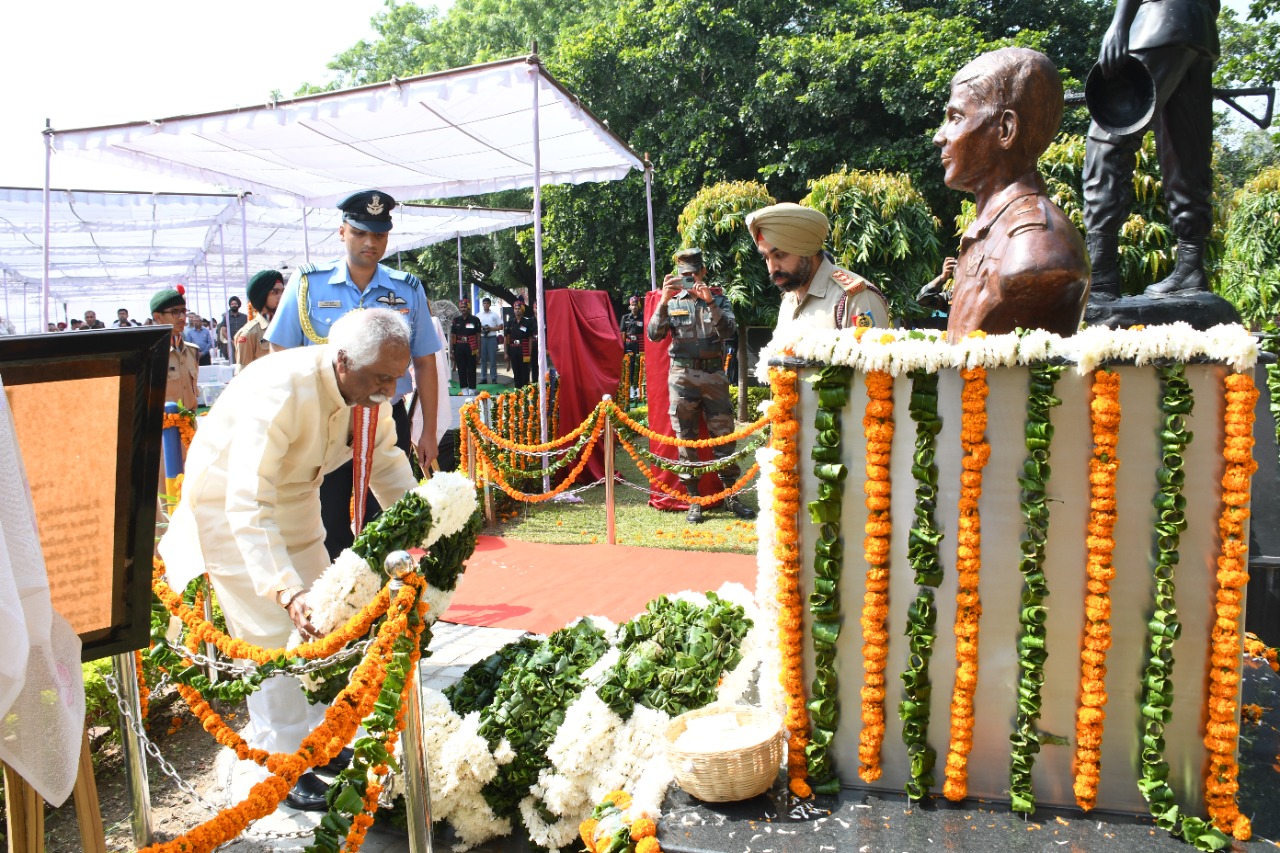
[858,370,894,783]
[769,367,811,797]
[1072,367,1120,811]
[1203,370,1258,841]
[578,790,661,853]
[943,365,989,801]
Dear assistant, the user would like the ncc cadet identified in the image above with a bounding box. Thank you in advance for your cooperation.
[235,269,285,372]
[265,189,441,559]
[647,248,757,525]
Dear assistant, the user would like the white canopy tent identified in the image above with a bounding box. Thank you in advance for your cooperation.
[48,54,654,447]
[0,188,533,332]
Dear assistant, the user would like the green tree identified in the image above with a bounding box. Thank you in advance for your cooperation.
[1218,167,1280,327]
[801,169,941,321]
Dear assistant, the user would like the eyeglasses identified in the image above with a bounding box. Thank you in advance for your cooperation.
[163,309,187,318]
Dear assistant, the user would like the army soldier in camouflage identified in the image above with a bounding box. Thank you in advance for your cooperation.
[647,248,757,525]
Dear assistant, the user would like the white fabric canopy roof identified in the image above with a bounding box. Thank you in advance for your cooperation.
[50,57,643,206]
[0,188,532,306]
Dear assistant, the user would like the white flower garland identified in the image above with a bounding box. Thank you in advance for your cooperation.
[753,445,786,724]
[756,322,1259,381]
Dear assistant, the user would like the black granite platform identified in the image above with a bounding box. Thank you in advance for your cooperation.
[658,657,1280,852]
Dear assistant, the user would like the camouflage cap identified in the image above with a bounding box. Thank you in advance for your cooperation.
[673,247,704,274]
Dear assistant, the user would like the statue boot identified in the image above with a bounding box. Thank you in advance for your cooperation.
[1086,232,1122,302]
[685,484,704,524]
[1145,239,1209,297]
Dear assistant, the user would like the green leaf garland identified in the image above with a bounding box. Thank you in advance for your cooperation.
[1137,365,1229,851]
[899,369,942,800]
[805,366,852,794]
[1008,363,1064,813]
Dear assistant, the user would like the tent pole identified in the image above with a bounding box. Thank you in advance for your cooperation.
[456,236,463,301]
[42,120,52,331]
[302,207,311,264]
[645,155,657,290]
[220,227,230,361]
[237,195,249,368]
[3,270,9,326]
[531,63,551,493]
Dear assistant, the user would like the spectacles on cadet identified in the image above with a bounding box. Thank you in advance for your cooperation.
[163,308,187,318]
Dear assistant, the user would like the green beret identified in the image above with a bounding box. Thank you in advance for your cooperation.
[247,270,284,311]
[150,288,185,315]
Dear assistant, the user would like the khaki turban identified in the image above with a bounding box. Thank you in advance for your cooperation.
[745,203,829,256]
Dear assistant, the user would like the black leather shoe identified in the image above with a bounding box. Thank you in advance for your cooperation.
[686,503,704,524]
[318,747,353,776]
[285,771,330,812]
[724,495,757,520]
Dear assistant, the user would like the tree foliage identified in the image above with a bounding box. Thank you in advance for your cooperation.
[1218,168,1280,327]
[676,181,777,326]
[801,169,941,320]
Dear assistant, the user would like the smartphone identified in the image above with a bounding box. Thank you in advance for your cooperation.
[681,275,696,289]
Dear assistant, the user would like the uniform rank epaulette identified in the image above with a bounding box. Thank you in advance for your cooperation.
[831,268,869,295]
[297,262,321,276]
[387,267,425,292]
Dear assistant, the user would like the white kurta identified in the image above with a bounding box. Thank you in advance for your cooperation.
[158,345,417,754]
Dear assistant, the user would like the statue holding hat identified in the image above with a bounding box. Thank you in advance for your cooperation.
[923,47,1090,339]
[234,270,286,372]
[1084,0,1219,301]
[746,202,890,339]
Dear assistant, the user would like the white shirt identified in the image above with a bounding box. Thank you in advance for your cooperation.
[476,309,503,337]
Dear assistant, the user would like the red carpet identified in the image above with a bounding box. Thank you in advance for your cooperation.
[440,536,757,635]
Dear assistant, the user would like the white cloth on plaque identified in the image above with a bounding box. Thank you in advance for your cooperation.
[0,377,85,806]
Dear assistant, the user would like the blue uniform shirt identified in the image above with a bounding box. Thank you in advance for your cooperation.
[264,259,441,403]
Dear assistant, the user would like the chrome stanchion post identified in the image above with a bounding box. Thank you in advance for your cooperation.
[479,395,496,525]
[603,396,616,545]
[385,552,433,853]
[111,651,152,848]
[202,577,218,684]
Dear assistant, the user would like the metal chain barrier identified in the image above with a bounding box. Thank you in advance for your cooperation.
[103,672,318,841]
[152,635,375,679]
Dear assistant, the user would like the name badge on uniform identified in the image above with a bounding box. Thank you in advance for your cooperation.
[669,307,690,317]
[318,300,342,308]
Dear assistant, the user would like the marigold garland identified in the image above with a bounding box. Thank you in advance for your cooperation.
[473,411,606,503]
[1072,367,1120,812]
[943,365,989,802]
[615,428,761,506]
[152,559,392,665]
[858,370,894,783]
[163,409,196,451]
[135,649,150,722]
[138,578,422,853]
[1203,370,1258,841]
[1244,632,1279,672]
[578,789,660,853]
[609,402,770,448]
[769,367,811,797]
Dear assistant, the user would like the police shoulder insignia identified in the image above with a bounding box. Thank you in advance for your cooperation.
[855,312,874,328]
[831,268,868,295]
[298,262,322,275]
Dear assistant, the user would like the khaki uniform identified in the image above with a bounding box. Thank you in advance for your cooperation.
[234,313,272,373]
[646,289,740,494]
[166,337,200,409]
[947,184,1089,338]
[773,256,890,339]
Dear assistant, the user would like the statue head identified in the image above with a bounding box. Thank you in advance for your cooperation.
[935,48,1064,192]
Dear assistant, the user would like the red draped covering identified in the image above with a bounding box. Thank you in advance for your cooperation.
[543,289,623,481]
[643,289,730,511]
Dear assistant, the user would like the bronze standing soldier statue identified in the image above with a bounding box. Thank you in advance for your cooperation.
[1084,0,1219,299]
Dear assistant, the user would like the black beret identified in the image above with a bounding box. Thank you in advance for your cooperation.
[338,190,396,233]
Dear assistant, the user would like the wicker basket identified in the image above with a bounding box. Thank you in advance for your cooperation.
[664,705,783,802]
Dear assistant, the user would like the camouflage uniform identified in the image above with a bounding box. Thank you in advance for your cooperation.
[646,288,739,498]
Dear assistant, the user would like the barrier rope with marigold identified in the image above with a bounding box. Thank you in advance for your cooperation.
[459,393,773,505]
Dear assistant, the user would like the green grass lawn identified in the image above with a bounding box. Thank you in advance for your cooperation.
[482,449,761,555]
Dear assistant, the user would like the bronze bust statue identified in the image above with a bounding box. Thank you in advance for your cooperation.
[922,48,1090,339]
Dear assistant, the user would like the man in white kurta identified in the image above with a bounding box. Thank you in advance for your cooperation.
[159,309,418,808]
